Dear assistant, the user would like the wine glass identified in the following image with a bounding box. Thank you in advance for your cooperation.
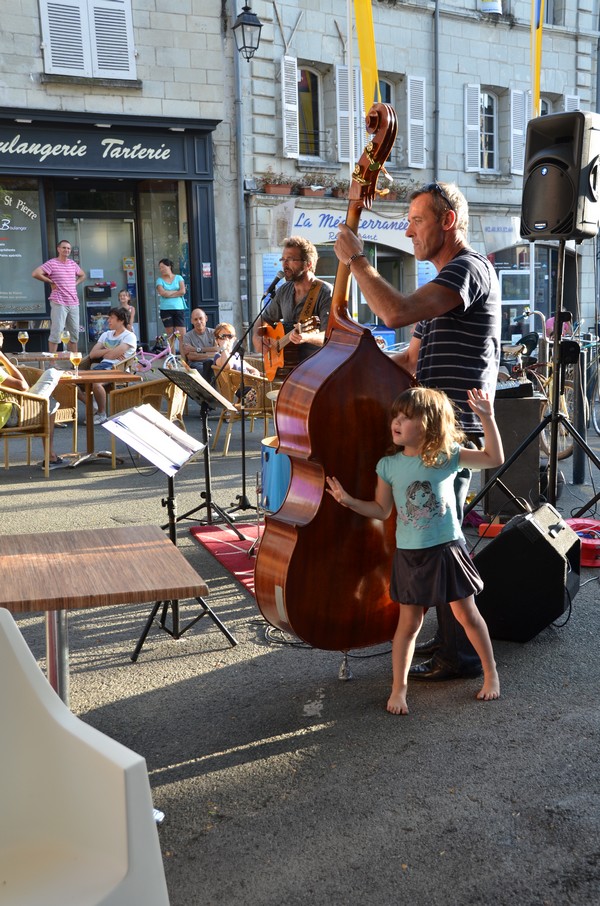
[17,330,29,354]
[69,349,82,379]
[60,329,70,352]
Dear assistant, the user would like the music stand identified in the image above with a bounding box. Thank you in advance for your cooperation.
[158,368,246,539]
[102,405,237,660]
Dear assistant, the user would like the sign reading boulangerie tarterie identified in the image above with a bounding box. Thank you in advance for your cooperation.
[0,125,188,177]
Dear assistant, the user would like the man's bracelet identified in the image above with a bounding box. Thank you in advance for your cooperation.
[347,252,366,269]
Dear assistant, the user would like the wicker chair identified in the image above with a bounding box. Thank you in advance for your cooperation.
[211,368,274,456]
[18,365,78,454]
[211,367,243,456]
[0,387,52,477]
[108,377,187,467]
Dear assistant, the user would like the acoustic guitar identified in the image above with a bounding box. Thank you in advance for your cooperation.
[258,316,320,380]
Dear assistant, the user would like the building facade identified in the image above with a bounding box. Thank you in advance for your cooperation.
[0,1,598,351]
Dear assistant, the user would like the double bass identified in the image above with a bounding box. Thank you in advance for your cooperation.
[255,104,412,651]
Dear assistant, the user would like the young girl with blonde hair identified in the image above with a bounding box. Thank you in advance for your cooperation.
[326,386,503,715]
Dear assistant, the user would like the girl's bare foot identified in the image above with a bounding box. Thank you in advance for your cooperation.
[476,675,500,701]
[387,690,409,715]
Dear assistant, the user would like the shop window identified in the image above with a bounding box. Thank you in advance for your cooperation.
[39,0,137,80]
[0,178,46,317]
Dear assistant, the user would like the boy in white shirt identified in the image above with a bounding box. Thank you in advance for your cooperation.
[87,307,137,424]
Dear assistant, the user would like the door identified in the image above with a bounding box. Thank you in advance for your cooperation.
[56,217,137,350]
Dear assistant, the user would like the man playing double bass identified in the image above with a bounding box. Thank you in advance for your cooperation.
[252,236,332,379]
[334,181,501,683]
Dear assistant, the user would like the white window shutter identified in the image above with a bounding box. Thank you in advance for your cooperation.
[407,76,426,169]
[354,68,366,159]
[40,0,93,77]
[336,65,352,163]
[90,0,136,79]
[564,94,580,112]
[464,83,481,172]
[282,55,300,159]
[510,89,526,176]
[40,0,136,79]
[337,65,366,163]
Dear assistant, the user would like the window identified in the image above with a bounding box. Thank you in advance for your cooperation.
[378,80,393,104]
[480,91,497,170]
[281,57,323,159]
[298,68,322,157]
[465,84,499,173]
[39,0,136,80]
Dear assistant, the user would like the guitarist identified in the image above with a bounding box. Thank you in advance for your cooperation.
[252,236,333,378]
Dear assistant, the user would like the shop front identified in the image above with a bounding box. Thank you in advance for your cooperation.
[250,198,578,348]
[0,109,219,352]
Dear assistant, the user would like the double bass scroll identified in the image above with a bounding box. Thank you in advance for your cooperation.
[254,104,413,651]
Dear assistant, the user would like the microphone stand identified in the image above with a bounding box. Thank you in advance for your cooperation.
[214,286,282,515]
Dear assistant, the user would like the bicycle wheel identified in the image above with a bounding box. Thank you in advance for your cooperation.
[539,380,575,460]
[591,371,600,436]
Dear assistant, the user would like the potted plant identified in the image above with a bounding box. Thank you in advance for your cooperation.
[295,173,328,197]
[331,178,351,198]
[260,168,294,195]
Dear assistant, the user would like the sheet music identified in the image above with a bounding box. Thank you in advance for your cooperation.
[159,367,237,411]
[103,404,205,476]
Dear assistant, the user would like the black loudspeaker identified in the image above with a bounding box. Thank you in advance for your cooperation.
[520,111,600,242]
[473,504,580,643]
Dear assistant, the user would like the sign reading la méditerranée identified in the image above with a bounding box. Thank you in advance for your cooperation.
[292,208,413,253]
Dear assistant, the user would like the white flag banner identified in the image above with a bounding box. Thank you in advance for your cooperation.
[478,0,503,12]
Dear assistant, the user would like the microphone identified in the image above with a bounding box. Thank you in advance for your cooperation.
[261,269,284,301]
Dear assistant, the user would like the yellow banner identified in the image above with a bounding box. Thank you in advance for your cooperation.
[354,0,380,112]
[531,0,545,117]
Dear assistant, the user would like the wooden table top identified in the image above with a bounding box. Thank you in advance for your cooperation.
[58,370,142,385]
[0,524,208,613]
[15,351,71,362]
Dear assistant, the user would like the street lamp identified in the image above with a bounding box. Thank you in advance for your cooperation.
[232,4,263,61]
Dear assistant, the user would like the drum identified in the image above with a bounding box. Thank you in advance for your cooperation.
[261,436,291,512]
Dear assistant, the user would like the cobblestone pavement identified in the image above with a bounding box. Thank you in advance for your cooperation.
[2,400,600,906]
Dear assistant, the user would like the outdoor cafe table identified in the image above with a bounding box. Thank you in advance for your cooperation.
[59,369,142,466]
[14,350,72,369]
[0,524,210,706]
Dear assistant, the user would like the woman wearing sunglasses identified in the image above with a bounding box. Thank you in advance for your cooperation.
[213,323,261,377]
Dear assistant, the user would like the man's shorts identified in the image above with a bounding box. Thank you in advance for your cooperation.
[49,302,79,344]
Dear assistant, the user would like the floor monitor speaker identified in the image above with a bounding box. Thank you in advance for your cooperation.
[473,504,580,642]
[520,111,600,242]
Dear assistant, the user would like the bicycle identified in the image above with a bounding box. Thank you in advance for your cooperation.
[505,345,586,460]
[131,343,179,374]
[580,335,600,436]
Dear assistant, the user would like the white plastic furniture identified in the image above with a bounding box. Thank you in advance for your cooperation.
[0,608,170,905]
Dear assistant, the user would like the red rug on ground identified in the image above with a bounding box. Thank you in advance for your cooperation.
[190,523,262,596]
